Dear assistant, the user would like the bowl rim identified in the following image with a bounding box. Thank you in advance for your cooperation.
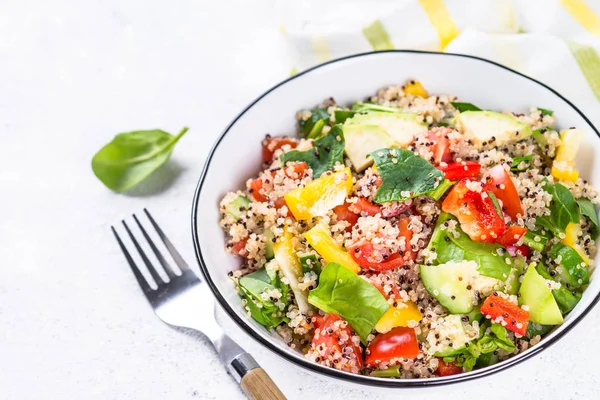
[191,49,600,387]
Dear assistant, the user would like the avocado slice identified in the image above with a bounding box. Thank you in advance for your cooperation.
[420,260,478,314]
[346,112,427,147]
[343,124,395,172]
[519,264,563,325]
[456,111,532,146]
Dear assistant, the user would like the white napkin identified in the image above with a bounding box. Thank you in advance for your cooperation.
[277,0,600,128]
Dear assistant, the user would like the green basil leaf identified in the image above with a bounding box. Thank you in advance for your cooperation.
[308,262,390,344]
[510,155,533,172]
[239,268,290,329]
[371,148,444,203]
[489,324,516,352]
[539,180,580,233]
[91,127,188,192]
[299,108,330,137]
[300,255,322,276]
[577,199,599,237]
[537,107,554,116]
[451,102,482,112]
[280,125,345,178]
[334,109,356,124]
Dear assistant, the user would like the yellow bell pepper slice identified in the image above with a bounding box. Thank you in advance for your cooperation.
[552,129,582,183]
[284,167,353,220]
[561,222,591,265]
[375,301,423,333]
[404,80,428,97]
[303,223,360,273]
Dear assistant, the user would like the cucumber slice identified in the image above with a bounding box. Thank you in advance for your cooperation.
[226,195,251,220]
[343,124,395,172]
[519,265,563,325]
[264,228,274,260]
[346,112,428,147]
[547,243,589,289]
[456,111,532,146]
[420,261,478,314]
[431,315,476,356]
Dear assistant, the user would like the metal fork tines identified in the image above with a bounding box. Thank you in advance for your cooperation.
[111,210,286,400]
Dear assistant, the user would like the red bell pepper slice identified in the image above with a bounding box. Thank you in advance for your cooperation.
[436,161,481,181]
[480,293,529,336]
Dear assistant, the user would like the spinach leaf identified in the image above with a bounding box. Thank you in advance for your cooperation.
[308,262,390,344]
[298,108,330,137]
[92,127,189,192]
[429,213,512,280]
[537,180,580,234]
[370,148,444,203]
[488,324,516,352]
[578,198,599,237]
[510,155,533,172]
[300,254,322,276]
[451,102,482,112]
[334,109,356,124]
[280,125,345,178]
[537,107,554,116]
[238,267,290,329]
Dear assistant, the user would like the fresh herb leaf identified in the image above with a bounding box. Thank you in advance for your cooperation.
[352,102,401,114]
[537,107,554,116]
[487,191,503,218]
[308,262,390,344]
[540,179,580,233]
[577,199,599,237]
[300,255,322,276]
[280,125,345,178]
[448,323,516,371]
[91,127,189,192]
[299,108,330,137]
[238,267,290,329]
[429,213,512,280]
[489,324,516,352]
[370,148,444,203]
[510,155,533,172]
[451,102,482,112]
[334,109,356,124]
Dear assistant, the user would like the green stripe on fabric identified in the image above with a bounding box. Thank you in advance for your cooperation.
[567,40,600,101]
[362,20,394,50]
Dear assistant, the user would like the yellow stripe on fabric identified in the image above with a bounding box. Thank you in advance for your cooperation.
[560,0,600,37]
[362,20,394,50]
[418,0,460,50]
[311,35,331,64]
[567,40,600,100]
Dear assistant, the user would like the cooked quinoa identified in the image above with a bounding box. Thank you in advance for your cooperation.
[219,80,599,379]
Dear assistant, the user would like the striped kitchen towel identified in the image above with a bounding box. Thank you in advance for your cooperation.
[277,0,600,129]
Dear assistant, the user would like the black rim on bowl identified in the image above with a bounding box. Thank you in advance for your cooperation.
[191,50,600,387]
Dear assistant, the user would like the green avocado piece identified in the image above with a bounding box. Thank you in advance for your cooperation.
[346,112,428,147]
[456,110,532,145]
[343,124,395,172]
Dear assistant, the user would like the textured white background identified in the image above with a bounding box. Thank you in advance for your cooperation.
[0,1,597,399]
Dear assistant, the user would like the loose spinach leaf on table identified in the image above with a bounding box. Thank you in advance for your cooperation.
[577,198,599,237]
[536,179,580,235]
[308,262,390,344]
[370,148,444,203]
[238,267,290,329]
[298,108,330,138]
[451,102,482,112]
[92,127,189,192]
[280,125,345,178]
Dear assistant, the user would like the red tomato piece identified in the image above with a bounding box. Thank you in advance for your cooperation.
[310,314,363,371]
[442,179,506,243]
[487,165,524,221]
[427,127,453,164]
[262,137,298,163]
[368,275,401,301]
[249,178,268,202]
[480,293,529,336]
[437,358,463,377]
[497,225,527,247]
[231,237,248,257]
[436,161,481,181]
[349,197,383,216]
[365,327,420,367]
[333,203,359,232]
[283,161,308,179]
[274,198,293,218]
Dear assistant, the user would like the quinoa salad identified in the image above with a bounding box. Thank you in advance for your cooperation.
[219,80,600,378]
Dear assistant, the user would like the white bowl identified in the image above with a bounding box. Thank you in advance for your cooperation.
[192,50,600,387]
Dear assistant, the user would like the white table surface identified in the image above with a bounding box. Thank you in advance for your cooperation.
[1,1,597,399]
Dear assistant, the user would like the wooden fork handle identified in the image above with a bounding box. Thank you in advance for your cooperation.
[240,367,286,400]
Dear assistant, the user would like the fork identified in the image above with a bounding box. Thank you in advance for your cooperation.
[111,209,286,400]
